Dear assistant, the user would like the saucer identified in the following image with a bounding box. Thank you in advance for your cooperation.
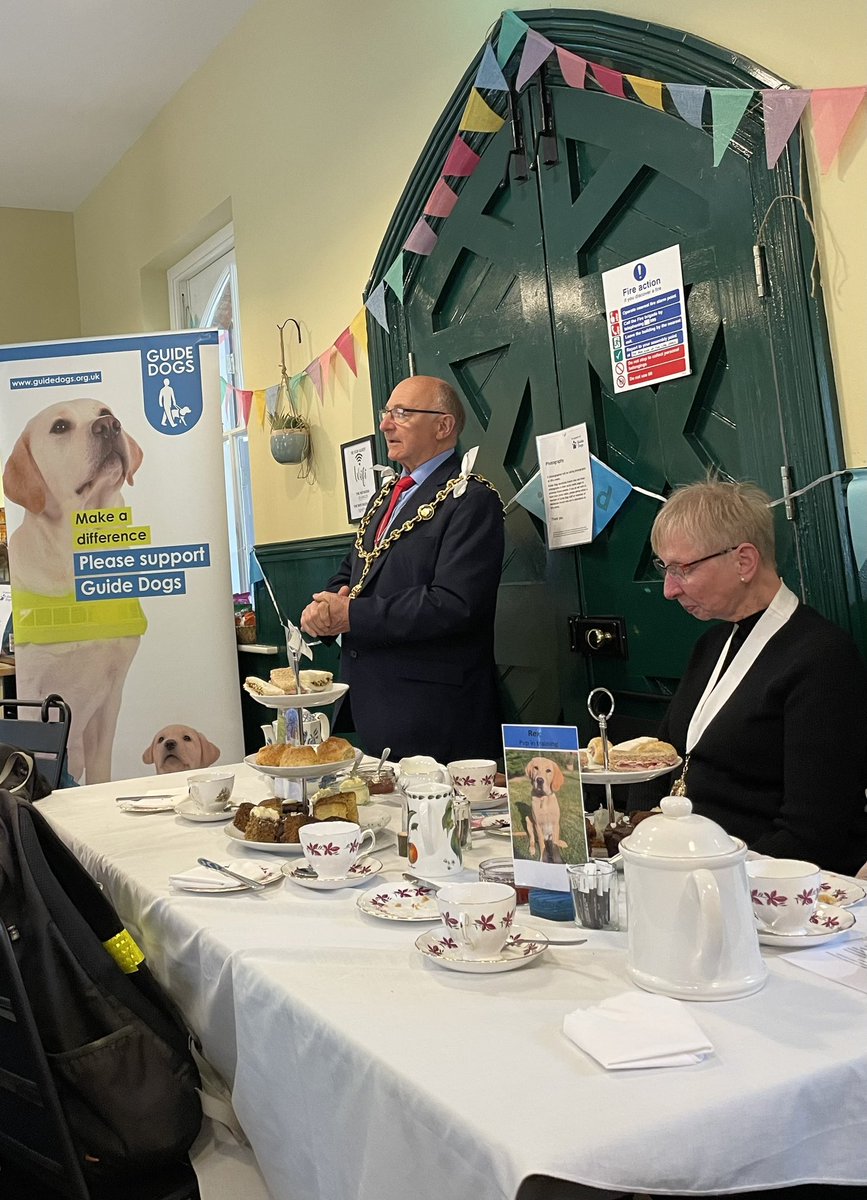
[282,857,383,890]
[756,906,856,947]
[819,872,866,909]
[471,787,509,813]
[415,925,549,973]
[479,814,511,836]
[169,861,284,893]
[357,882,440,921]
[174,798,234,823]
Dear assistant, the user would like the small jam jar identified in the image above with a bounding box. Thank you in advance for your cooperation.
[359,765,396,795]
[478,857,529,906]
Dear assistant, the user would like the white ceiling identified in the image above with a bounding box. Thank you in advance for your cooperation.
[0,0,262,211]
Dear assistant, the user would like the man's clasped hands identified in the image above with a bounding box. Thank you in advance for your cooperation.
[300,586,352,637]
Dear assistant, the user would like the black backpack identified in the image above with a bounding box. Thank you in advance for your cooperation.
[0,792,202,1184]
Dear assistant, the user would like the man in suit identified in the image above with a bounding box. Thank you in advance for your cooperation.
[300,376,504,763]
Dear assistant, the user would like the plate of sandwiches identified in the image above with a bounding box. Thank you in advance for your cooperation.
[244,667,349,709]
[245,736,357,779]
[579,737,682,786]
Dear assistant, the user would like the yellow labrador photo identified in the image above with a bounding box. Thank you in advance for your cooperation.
[3,398,145,784]
[143,724,221,774]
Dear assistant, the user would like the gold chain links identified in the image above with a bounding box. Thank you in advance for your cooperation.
[348,473,502,599]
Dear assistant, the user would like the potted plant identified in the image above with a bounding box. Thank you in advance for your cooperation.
[269,406,310,466]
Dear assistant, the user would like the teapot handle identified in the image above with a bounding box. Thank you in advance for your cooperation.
[691,868,723,980]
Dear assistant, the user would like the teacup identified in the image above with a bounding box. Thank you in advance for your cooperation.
[746,858,822,934]
[299,820,376,879]
[447,759,497,809]
[188,772,234,814]
[437,882,516,960]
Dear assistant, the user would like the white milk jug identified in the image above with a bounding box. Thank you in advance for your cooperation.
[405,783,462,878]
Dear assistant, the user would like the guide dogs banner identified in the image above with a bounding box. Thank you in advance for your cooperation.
[0,330,244,784]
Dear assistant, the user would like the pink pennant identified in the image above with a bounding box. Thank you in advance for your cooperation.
[810,87,866,173]
[442,136,481,177]
[403,218,438,256]
[556,46,587,89]
[516,30,555,92]
[237,389,253,427]
[319,347,333,391]
[335,329,357,377]
[591,62,625,99]
[424,177,459,218]
[761,90,810,169]
[306,359,323,400]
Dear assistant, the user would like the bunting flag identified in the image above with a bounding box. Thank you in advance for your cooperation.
[667,83,706,129]
[306,358,323,400]
[516,30,555,92]
[810,86,867,173]
[626,75,665,112]
[710,88,753,165]
[460,89,506,133]
[591,63,626,99]
[288,373,305,408]
[365,280,389,331]
[403,217,438,256]
[496,10,529,67]
[237,388,253,428]
[556,46,587,89]
[349,307,368,354]
[442,135,481,177]
[424,177,459,218]
[265,383,280,418]
[475,41,508,92]
[253,388,266,428]
[762,89,811,169]
[318,347,333,391]
[589,457,633,537]
[383,253,405,303]
[334,328,358,377]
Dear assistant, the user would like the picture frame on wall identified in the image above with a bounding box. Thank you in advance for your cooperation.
[340,435,377,523]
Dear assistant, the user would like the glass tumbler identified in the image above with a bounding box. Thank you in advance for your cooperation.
[567,861,619,930]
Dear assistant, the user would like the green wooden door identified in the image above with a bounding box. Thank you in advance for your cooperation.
[368,12,855,740]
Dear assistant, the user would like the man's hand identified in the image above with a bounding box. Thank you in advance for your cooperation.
[300,586,351,636]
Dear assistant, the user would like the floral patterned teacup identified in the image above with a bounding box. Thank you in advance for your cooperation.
[447,758,497,809]
[746,858,822,934]
[436,881,516,959]
[299,820,376,879]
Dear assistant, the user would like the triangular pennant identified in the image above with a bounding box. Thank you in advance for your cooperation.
[556,46,587,89]
[496,10,529,67]
[253,388,266,429]
[516,30,555,92]
[334,329,357,376]
[626,74,664,112]
[589,456,633,538]
[403,218,438,256]
[710,88,754,166]
[237,389,253,427]
[265,383,280,417]
[350,308,369,354]
[810,86,867,173]
[383,253,405,303]
[591,62,625,99]
[667,83,706,128]
[318,348,333,391]
[511,470,546,522]
[365,281,389,331]
[442,135,481,177]
[475,42,508,92]
[306,358,323,400]
[460,88,506,133]
[219,376,228,402]
[424,177,459,219]
[761,89,811,169]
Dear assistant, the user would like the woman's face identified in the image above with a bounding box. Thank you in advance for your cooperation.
[655,532,744,622]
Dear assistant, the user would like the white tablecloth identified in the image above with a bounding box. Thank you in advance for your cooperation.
[39,766,867,1199]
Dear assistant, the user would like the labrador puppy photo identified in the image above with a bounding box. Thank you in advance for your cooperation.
[3,398,144,784]
[143,724,221,774]
[521,755,568,863]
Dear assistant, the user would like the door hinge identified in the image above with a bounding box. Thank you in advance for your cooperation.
[506,88,529,182]
[752,243,769,299]
[780,464,795,521]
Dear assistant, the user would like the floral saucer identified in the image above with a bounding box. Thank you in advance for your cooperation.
[819,873,866,909]
[479,814,511,836]
[281,858,383,890]
[356,882,440,921]
[415,925,549,973]
[756,906,856,948]
[174,798,234,823]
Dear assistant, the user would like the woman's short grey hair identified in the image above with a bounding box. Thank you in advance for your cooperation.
[651,478,776,567]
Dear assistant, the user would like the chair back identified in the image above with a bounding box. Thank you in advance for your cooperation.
[0,695,71,790]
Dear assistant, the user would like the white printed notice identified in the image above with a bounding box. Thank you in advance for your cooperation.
[536,423,593,549]
[0,331,243,784]
[602,244,691,394]
[783,935,867,995]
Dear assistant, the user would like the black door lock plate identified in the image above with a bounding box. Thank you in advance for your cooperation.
[569,616,628,659]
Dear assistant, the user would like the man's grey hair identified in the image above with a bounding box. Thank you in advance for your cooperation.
[431,379,465,438]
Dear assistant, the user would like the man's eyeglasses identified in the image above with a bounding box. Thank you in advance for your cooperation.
[652,546,739,581]
[378,406,445,424]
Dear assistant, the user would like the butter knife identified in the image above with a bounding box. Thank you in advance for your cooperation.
[197,857,266,890]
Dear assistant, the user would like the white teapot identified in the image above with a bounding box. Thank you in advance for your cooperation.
[397,756,449,793]
[621,795,766,1001]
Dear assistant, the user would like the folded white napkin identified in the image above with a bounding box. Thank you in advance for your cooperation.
[169,861,273,891]
[117,791,186,813]
[563,991,714,1070]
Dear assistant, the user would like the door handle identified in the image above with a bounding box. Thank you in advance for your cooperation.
[569,616,628,659]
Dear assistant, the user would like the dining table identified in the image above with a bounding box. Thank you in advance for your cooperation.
[37,764,867,1200]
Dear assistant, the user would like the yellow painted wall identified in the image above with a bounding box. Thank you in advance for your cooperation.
[0,208,80,345]
[72,0,867,550]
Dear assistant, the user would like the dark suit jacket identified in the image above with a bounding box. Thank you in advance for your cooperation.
[326,452,504,763]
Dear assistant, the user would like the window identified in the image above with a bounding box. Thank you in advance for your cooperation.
[168,225,255,594]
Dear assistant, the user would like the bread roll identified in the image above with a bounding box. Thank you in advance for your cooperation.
[279,744,318,766]
[587,737,605,766]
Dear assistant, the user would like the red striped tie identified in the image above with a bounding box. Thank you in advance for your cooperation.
[375,475,416,543]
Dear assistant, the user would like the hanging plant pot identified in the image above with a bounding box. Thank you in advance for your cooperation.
[270,428,309,464]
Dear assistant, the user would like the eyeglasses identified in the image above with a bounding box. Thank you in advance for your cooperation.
[378,406,445,424]
[652,546,739,581]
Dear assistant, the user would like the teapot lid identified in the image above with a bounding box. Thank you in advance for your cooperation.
[622,795,740,859]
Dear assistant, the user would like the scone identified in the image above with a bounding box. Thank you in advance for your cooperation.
[257,743,287,766]
[269,667,298,693]
[279,745,318,766]
[316,736,353,764]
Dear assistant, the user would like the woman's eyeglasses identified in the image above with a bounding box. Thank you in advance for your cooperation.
[652,546,739,581]
[378,406,445,424]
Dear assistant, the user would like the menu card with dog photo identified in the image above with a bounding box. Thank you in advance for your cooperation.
[503,724,588,892]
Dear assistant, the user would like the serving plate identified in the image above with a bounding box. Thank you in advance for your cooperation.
[244,752,356,779]
[225,824,304,855]
[244,682,348,710]
[580,758,682,786]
